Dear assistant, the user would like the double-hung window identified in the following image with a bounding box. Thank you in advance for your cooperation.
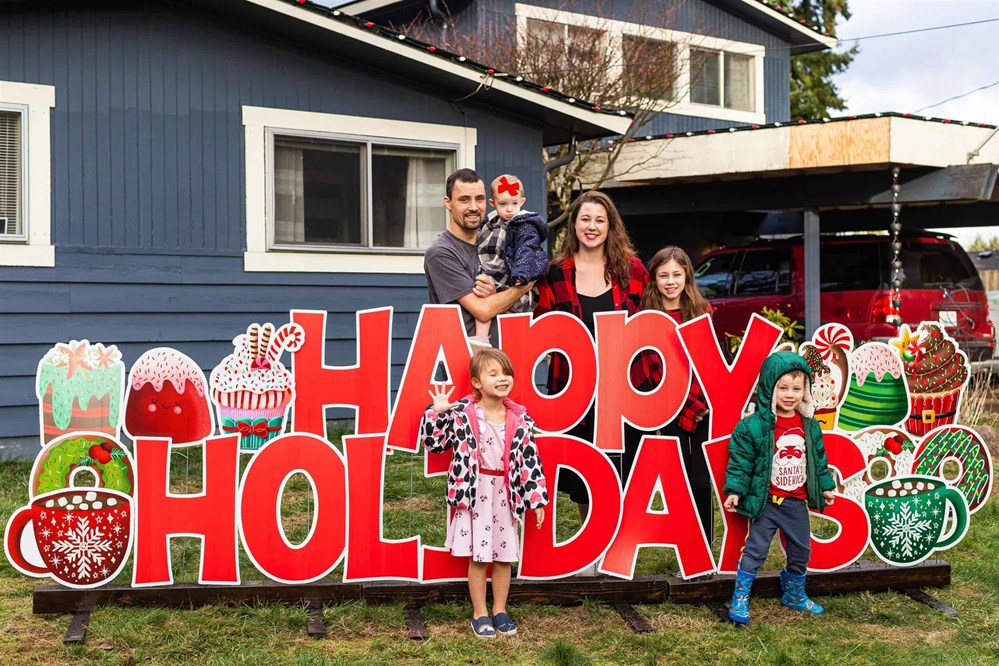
[243,106,476,273]
[0,80,55,267]
[271,133,453,250]
[0,108,22,239]
[690,48,756,112]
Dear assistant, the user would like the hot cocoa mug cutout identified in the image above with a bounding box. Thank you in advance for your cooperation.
[864,475,969,566]
[5,488,132,588]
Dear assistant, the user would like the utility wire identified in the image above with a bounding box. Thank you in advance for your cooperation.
[915,80,999,113]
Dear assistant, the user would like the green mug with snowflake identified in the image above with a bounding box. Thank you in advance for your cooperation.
[865,475,969,566]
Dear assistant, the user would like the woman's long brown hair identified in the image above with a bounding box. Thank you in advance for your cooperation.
[552,190,636,288]
[641,246,710,322]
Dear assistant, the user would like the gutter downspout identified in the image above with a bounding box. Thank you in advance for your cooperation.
[545,135,577,173]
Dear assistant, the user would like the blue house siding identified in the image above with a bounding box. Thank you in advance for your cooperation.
[0,3,547,447]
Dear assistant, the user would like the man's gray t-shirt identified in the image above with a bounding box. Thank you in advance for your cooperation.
[424,229,479,338]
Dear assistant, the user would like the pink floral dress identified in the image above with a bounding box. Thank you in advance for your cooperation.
[444,406,520,562]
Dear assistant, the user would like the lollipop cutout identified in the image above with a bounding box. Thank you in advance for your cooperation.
[813,323,854,361]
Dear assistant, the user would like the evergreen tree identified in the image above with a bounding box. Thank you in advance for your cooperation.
[790,0,857,119]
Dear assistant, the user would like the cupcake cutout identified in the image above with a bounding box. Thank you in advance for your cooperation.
[891,323,970,436]
[123,349,214,446]
[837,342,909,432]
[35,341,125,445]
[209,322,305,453]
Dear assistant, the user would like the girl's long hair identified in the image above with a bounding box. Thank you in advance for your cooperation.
[553,190,636,288]
[641,246,710,322]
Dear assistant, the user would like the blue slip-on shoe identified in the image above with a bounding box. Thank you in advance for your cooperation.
[470,615,496,638]
[491,612,517,636]
[727,563,757,625]
[780,569,825,615]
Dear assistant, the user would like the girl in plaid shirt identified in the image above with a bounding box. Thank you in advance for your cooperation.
[641,246,715,541]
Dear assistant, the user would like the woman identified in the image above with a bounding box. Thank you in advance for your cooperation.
[641,246,714,542]
[534,190,653,522]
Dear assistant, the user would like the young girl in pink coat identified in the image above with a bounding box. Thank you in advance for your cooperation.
[422,348,549,638]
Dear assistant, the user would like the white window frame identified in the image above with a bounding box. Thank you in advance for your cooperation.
[0,80,55,267]
[243,106,476,273]
[515,3,766,125]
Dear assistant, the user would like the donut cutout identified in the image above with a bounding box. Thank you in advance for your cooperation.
[913,425,993,514]
[29,432,135,498]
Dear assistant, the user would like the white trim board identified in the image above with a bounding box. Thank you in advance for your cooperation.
[0,80,55,268]
[243,105,476,274]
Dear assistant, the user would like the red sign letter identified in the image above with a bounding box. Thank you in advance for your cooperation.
[388,306,472,453]
[133,435,240,586]
[343,434,420,581]
[291,308,392,439]
[594,311,690,451]
[603,436,716,578]
[520,435,621,578]
[678,313,782,440]
[498,312,596,434]
[239,434,348,583]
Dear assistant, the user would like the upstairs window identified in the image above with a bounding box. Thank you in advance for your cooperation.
[271,133,454,251]
[524,17,608,66]
[622,35,678,102]
[0,109,22,240]
[691,48,756,112]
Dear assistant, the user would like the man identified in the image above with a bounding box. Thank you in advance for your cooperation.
[424,168,535,345]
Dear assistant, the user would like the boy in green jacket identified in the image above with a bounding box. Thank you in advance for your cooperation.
[722,351,837,624]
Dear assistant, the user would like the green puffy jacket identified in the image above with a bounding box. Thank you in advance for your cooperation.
[723,351,837,520]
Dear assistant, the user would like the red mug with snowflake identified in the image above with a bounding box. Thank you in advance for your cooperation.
[4,488,131,588]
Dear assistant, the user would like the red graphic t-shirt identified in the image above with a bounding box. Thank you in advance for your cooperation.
[769,414,807,500]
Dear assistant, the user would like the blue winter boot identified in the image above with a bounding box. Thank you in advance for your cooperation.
[780,569,824,615]
[727,563,756,624]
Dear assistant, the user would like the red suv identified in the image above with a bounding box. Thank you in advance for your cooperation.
[693,232,996,361]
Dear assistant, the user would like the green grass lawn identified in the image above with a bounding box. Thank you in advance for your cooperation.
[1,439,996,665]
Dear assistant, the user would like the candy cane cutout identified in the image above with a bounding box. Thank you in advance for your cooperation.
[265,322,306,366]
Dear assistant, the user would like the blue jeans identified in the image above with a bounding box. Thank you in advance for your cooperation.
[740,496,810,576]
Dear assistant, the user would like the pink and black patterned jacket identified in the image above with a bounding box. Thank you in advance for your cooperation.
[421,396,549,516]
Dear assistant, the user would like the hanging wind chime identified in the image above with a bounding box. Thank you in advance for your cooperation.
[889,166,903,326]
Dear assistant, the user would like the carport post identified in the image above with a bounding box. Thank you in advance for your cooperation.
[804,208,820,338]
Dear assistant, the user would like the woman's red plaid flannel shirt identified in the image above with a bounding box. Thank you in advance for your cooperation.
[534,255,708,433]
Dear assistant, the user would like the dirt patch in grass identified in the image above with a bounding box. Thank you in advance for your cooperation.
[384,495,436,513]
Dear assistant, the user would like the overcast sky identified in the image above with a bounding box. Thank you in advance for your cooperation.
[834,0,999,125]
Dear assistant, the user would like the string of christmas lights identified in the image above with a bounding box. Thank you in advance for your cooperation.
[631,111,997,142]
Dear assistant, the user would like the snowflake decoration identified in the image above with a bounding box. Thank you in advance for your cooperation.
[50,517,113,581]
[881,504,934,560]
